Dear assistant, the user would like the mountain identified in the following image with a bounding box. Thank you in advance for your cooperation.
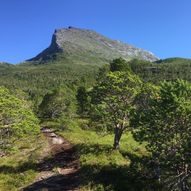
[28,26,158,64]
[0,62,12,67]
[4,27,191,107]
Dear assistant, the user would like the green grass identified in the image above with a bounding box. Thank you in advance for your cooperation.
[0,134,48,191]
[57,118,148,191]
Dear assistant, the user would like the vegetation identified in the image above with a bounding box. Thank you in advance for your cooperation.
[0,87,39,152]
[0,60,98,111]
[90,61,141,149]
[38,86,76,120]
[129,58,191,83]
[0,87,46,191]
[76,86,89,115]
[2,52,191,190]
[132,80,191,190]
[58,118,147,191]
[0,134,48,191]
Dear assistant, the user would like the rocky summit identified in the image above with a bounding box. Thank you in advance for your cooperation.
[28,26,158,65]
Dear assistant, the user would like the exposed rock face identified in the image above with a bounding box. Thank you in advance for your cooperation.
[28,27,158,63]
[28,32,63,61]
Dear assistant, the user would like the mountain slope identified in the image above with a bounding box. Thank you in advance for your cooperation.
[28,27,158,64]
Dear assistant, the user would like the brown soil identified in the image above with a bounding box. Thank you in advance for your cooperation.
[22,129,80,191]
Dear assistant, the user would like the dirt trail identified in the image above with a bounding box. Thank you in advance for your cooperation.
[22,128,80,191]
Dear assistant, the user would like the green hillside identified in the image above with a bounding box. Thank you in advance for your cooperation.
[129,58,191,83]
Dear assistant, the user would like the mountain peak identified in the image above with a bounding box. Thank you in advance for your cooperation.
[28,27,159,63]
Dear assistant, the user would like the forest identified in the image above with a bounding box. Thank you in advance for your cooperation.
[1,57,191,191]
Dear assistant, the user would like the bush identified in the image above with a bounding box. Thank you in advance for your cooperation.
[0,86,40,151]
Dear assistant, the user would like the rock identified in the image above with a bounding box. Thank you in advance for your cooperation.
[0,152,5,157]
[51,136,64,145]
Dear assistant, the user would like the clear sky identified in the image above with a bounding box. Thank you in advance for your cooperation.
[0,0,190,63]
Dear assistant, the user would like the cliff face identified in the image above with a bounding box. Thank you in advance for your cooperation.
[28,27,158,63]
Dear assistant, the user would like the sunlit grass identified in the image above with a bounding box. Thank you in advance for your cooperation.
[0,134,48,191]
[58,118,147,190]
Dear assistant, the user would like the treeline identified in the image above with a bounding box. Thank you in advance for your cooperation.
[129,57,191,83]
[0,60,98,111]
[1,57,191,112]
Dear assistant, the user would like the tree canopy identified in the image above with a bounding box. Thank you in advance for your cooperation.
[0,87,39,150]
[38,87,76,120]
[131,80,191,190]
[91,70,141,149]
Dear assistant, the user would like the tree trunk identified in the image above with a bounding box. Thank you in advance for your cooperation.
[180,179,189,191]
[113,127,122,149]
[179,163,189,191]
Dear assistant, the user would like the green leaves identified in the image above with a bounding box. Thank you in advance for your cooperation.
[76,86,89,115]
[0,87,40,150]
[110,58,131,72]
[131,80,191,189]
[90,66,142,148]
[38,87,76,120]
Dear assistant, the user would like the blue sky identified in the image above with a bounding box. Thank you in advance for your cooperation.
[0,0,190,63]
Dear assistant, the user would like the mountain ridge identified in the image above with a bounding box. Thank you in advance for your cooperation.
[28,26,159,64]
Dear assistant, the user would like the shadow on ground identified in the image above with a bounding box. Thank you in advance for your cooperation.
[0,142,159,191]
[76,143,160,191]
[23,173,80,191]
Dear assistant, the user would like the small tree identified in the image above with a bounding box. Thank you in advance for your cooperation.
[76,86,88,115]
[110,58,130,72]
[91,71,141,149]
[131,80,191,190]
[38,87,75,119]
